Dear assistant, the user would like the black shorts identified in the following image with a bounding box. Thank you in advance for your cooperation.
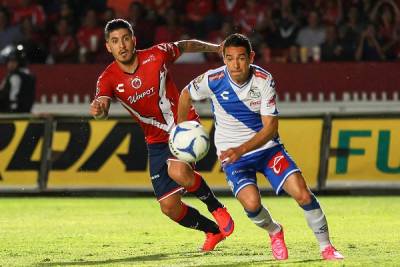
[147,143,184,201]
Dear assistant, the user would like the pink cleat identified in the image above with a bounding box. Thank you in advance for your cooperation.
[202,232,225,252]
[269,225,288,260]
[211,207,234,237]
[321,245,344,260]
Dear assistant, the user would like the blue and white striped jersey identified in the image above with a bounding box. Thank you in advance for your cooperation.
[187,64,281,156]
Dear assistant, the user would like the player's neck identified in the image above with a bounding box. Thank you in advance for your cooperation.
[116,53,138,74]
[229,70,251,86]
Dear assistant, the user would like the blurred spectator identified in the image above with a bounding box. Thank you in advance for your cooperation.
[19,17,47,63]
[206,19,235,61]
[296,10,326,62]
[48,18,77,63]
[127,2,156,49]
[321,24,345,61]
[370,0,400,59]
[77,9,103,63]
[0,7,22,53]
[355,22,386,61]
[0,45,36,113]
[339,6,364,60]
[217,0,245,17]
[236,0,267,36]
[13,0,46,29]
[154,8,185,43]
[106,0,130,18]
[321,0,343,25]
[185,0,215,38]
[102,7,116,26]
[145,0,173,18]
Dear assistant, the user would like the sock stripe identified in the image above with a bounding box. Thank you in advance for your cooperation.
[186,171,202,192]
[301,194,321,211]
[245,206,263,218]
[175,203,189,222]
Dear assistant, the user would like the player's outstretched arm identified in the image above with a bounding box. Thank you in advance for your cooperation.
[177,87,192,123]
[90,98,110,120]
[175,40,221,54]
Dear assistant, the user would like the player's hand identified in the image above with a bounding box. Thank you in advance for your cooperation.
[90,99,107,119]
[220,146,246,164]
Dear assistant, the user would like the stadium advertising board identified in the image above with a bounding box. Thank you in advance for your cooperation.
[327,119,400,184]
[0,120,43,189]
[0,117,320,191]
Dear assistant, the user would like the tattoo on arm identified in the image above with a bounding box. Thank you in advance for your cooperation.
[177,40,219,53]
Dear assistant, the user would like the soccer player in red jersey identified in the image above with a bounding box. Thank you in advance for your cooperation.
[89,19,234,251]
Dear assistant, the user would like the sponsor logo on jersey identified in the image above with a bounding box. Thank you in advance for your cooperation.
[250,100,261,107]
[142,54,156,65]
[151,174,160,180]
[116,83,125,92]
[131,77,142,89]
[195,73,205,84]
[127,87,154,104]
[267,94,276,107]
[268,151,289,175]
[254,70,268,79]
[232,169,246,175]
[209,71,225,81]
[220,91,229,100]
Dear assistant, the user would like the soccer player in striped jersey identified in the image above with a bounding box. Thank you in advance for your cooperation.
[90,19,234,251]
[178,33,344,260]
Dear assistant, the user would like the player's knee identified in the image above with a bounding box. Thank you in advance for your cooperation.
[160,201,180,219]
[242,195,261,212]
[295,192,313,206]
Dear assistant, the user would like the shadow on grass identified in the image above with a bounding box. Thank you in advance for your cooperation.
[36,250,324,267]
[200,258,323,267]
[35,251,202,266]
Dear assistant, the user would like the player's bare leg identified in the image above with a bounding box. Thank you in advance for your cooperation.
[237,185,288,260]
[283,173,344,260]
[159,191,225,251]
[168,159,234,236]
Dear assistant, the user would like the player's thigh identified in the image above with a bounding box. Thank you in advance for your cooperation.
[167,159,194,187]
[148,143,184,201]
[236,184,262,212]
[261,145,301,195]
[224,161,257,198]
[282,172,313,205]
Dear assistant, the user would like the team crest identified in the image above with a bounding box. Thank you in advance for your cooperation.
[131,77,142,89]
[249,87,261,98]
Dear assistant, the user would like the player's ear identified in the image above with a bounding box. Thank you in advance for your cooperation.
[249,51,255,64]
[105,41,112,53]
[132,36,136,47]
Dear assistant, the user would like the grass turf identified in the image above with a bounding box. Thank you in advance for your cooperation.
[0,196,399,266]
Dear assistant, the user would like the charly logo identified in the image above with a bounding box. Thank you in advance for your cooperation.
[268,151,289,175]
[131,77,142,89]
[271,155,284,174]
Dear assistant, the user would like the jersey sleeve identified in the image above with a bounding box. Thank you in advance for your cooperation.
[187,72,211,101]
[156,42,181,66]
[95,72,113,100]
[260,76,279,116]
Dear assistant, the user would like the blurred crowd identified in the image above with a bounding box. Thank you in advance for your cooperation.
[1,0,400,64]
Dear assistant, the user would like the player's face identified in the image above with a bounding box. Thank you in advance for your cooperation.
[106,28,136,64]
[223,46,255,84]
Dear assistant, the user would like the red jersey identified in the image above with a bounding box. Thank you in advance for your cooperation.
[95,42,199,144]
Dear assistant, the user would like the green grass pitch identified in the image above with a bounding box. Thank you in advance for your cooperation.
[1,196,399,266]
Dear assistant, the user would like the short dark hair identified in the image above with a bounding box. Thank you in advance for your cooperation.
[223,33,252,55]
[104,18,134,40]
